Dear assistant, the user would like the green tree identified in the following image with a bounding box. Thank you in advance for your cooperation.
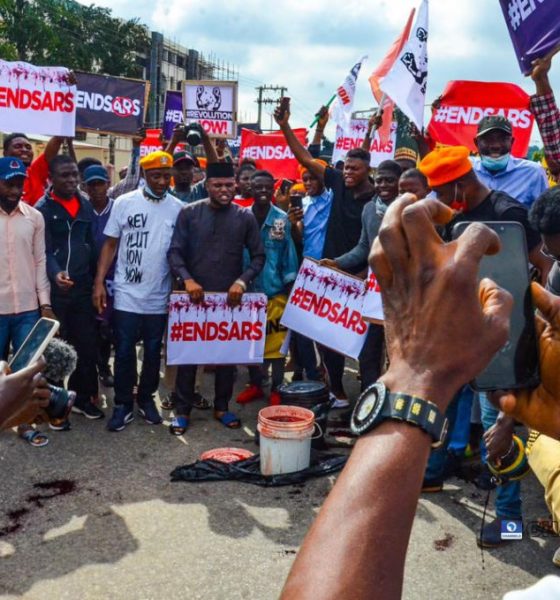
[0,0,149,78]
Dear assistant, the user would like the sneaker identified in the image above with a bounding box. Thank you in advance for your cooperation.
[421,478,444,493]
[72,398,105,420]
[236,385,265,404]
[49,418,71,431]
[107,405,134,432]
[269,390,282,406]
[477,518,522,548]
[138,402,163,425]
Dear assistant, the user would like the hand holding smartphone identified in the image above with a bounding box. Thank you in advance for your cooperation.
[452,221,540,391]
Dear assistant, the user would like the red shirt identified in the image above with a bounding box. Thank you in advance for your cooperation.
[51,192,80,218]
[232,195,254,208]
[22,153,50,206]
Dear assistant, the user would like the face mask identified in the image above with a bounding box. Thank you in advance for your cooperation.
[449,183,467,213]
[143,184,167,201]
[481,153,510,172]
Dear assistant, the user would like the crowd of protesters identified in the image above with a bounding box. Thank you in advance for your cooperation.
[2,48,560,591]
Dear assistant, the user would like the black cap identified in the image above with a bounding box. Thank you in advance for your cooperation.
[206,162,235,179]
[476,116,513,138]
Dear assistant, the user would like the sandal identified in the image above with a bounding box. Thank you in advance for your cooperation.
[161,394,175,411]
[214,411,241,429]
[19,426,49,448]
[193,392,210,410]
[169,416,189,436]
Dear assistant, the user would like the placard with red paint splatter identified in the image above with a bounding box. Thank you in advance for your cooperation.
[167,292,267,365]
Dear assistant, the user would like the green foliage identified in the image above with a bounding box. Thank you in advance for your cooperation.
[0,0,149,77]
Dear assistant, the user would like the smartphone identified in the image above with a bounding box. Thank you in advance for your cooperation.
[280,178,293,195]
[277,96,291,119]
[290,194,303,210]
[452,221,539,391]
[9,318,60,373]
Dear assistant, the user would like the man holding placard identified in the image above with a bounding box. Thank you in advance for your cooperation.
[167,161,265,434]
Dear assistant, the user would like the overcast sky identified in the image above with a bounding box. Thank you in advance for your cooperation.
[78,0,559,143]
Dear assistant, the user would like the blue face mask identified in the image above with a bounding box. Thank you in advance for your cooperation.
[481,153,510,172]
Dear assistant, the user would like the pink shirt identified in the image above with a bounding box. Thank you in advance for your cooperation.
[0,201,51,315]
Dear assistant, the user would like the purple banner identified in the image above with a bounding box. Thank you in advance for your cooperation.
[499,0,560,74]
[162,90,183,140]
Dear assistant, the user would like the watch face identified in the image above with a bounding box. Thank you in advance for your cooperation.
[350,382,387,435]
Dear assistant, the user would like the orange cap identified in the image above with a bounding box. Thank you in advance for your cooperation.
[197,156,207,169]
[290,182,305,194]
[419,146,472,187]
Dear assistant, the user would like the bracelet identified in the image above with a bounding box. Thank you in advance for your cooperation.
[234,279,247,291]
[40,304,52,309]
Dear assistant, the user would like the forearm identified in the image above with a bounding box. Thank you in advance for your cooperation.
[280,123,317,171]
[239,253,265,286]
[66,138,77,163]
[203,134,219,164]
[95,239,118,283]
[335,244,368,272]
[281,422,431,600]
[361,131,373,152]
[291,222,303,245]
[43,136,64,162]
[534,74,553,97]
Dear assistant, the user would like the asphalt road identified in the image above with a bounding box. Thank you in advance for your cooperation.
[0,363,557,600]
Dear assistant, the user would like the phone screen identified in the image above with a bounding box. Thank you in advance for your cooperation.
[9,319,59,373]
[452,221,539,391]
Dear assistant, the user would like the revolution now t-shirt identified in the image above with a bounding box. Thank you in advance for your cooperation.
[104,188,183,314]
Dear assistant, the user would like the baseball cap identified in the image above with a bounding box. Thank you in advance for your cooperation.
[476,116,513,138]
[83,165,110,184]
[173,151,199,168]
[0,157,27,180]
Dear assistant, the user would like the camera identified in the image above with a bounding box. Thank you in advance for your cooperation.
[183,122,204,147]
[45,384,76,420]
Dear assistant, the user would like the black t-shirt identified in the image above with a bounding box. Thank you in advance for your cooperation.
[444,190,541,251]
[321,167,376,260]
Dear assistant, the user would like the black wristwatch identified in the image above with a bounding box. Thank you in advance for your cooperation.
[350,382,448,448]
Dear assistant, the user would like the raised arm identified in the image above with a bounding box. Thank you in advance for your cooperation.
[360,111,383,152]
[309,106,329,156]
[281,197,512,600]
[274,105,326,180]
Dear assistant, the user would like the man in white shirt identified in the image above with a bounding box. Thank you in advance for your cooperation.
[93,151,183,432]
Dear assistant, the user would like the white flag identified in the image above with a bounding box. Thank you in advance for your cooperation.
[381,0,428,129]
[330,55,368,131]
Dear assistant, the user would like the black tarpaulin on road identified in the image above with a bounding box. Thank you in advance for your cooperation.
[170,452,347,487]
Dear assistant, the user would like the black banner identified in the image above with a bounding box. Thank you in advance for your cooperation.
[75,72,147,136]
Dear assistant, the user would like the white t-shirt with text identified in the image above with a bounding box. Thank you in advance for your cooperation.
[104,189,183,314]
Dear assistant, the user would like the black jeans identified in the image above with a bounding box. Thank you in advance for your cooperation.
[358,324,385,391]
[175,365,234,416]
[52,289,98,400]
[321,347,346,395]
[113,310,166,408]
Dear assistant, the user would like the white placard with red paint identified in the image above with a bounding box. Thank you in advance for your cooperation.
[332,118,396,167]
[0,60,76,136]
[183,80,237,139]
[362,269,384,323]
[280,259,369,359]
[167,292,267,365]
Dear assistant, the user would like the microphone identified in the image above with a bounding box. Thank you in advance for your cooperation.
[41,339,78,419]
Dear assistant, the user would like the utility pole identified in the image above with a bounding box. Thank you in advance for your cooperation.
[255,85,287,130]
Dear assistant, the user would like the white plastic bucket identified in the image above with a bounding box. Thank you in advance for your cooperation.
[258,405,315,476]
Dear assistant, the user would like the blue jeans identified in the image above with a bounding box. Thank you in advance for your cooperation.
[424,388,461,481]
[113,310,166,408]
[479,392,522,519]
[0,310,40,359]
[448,386,474,453]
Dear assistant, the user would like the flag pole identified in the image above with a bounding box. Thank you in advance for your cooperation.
[309,93,336,128]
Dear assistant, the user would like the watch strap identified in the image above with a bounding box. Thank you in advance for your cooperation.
[383,392,448,448]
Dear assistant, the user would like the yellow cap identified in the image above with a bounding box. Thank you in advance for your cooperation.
[139,151,173,171]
